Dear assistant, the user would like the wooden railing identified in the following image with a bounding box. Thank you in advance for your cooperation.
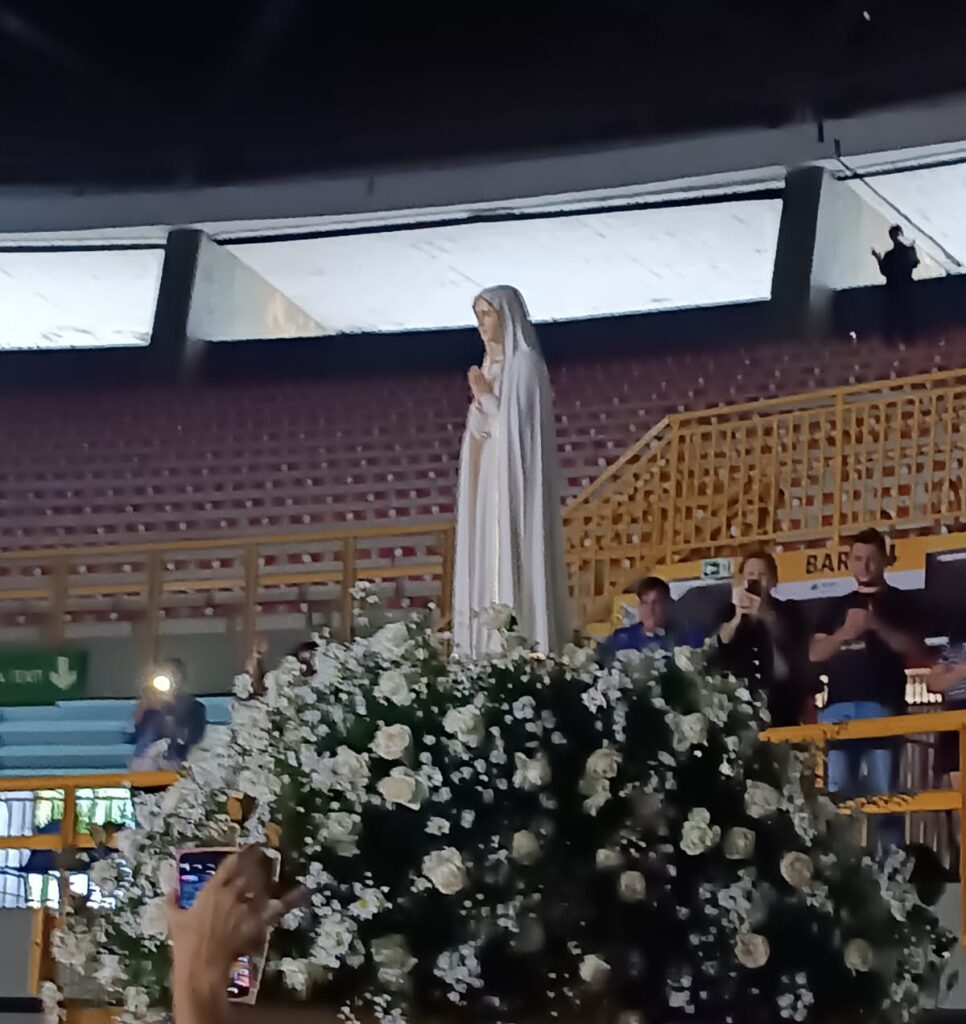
[5,367,966,639]
[0,523,455,660]
[564,368,966,624]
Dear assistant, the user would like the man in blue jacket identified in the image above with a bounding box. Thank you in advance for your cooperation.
[598,576,699,664]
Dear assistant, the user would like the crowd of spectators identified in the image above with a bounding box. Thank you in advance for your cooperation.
[600,527,966,851]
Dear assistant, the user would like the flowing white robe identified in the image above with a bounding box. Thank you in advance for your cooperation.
[453,286,571,657]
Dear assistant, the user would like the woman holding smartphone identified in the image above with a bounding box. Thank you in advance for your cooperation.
[716,550,815,727]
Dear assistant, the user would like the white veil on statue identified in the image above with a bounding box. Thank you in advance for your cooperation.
[453,285,571,656]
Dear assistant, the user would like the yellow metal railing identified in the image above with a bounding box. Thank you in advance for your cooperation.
[762,709,966,946]
[0,522,454,660]
[564,367,966,624]
[4,368,966,639]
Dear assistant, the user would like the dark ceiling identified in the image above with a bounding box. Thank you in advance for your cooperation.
[2,0,966,189]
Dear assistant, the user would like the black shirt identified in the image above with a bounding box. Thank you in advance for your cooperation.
[815,586,918,713]
[879,242,918,288]
[716,598,813,727]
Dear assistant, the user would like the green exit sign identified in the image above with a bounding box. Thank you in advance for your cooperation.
[0,650,87,706]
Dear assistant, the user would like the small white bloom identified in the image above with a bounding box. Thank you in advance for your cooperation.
[94,953,125,990]
[426,816,450,836]
[89,857,121,896]
[619,870,647,902]
[513,751,551,790]
[378,766,426,810]
[735,932,770,969]
[349,886,388,921]
[669,711,709,752]
[723,827,756,860]
[443,705,485,747]
[422,847,467,895]
[596,847,624,870]
[780,852,814,889]
[375,668,414,706]
[511,830,541,865]
[744,780,781,819]
[371,723,412,761]
[39,981,63,1024]
[512,695,537,720]
[680,807,720,856]
[844,938,875,973]
[616,1013,645,1024]
[579,953,612,989]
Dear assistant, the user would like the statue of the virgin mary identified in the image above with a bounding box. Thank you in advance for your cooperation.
[453,286,571,657]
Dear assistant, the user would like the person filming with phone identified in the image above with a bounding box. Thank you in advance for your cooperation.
[716,550,814,727]
[809,528,927,850]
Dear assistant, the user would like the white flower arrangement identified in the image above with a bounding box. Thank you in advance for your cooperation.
[49,612,953,1024]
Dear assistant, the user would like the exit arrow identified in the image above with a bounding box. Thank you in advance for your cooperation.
[49,656,77,691]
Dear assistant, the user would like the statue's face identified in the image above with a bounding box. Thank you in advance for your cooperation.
[473,297,503,350]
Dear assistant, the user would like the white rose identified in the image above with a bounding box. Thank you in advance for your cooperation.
[596,847,624,870]
[673,647,696,672]
[378,767,425,810]
[744,780,781,819]
[371,934,417,990]
[376,669,414,707]
[680,807,720,856]
[233,672,254,699]
[563,643,598,670]
[723,827,756,860]
[371,723,412,761]
[443,705,485,747]
[139,897,168,940]
[670,711,709,752]
[331,746,370,788]
[513,751,551,790]
[422,847,467,895]
[511,830,541,865]
[123,987,150,1017]
[278,957,311,995]
[735,932,770,969]
[844,938,874,973]
[369,621,410,660]
[780,851,814,889]
[582,776,613,816]
[321,812,362,856]
[585,746,622,780]
[619,870,647,902]
[478,604,513,630]
[579,953,611,989]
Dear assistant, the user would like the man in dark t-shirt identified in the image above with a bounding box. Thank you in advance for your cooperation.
[872,225,919,344]
[809,528,926,849]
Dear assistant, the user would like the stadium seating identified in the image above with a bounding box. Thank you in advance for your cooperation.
[0,697,233,776]
[0,329,961,628]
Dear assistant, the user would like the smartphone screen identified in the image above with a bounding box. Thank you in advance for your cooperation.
[176,849,252,1001]
[745,579,762,598]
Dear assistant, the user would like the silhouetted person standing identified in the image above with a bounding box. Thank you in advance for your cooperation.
[872,225,919,345]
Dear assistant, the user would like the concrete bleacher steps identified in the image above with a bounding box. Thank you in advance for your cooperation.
[0,697,233,777]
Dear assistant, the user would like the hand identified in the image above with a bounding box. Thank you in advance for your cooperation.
[734,587,761,617]
[871,248,881,260]
[166,847,305,995]
[839,606,870,642]
[467,366,492,400]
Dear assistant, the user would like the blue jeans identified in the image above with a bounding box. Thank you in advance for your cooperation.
[819,701,903,851]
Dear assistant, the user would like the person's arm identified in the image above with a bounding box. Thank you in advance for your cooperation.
[809,606,867,663]
[167,847,304,1024]
[927,658,966,695]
